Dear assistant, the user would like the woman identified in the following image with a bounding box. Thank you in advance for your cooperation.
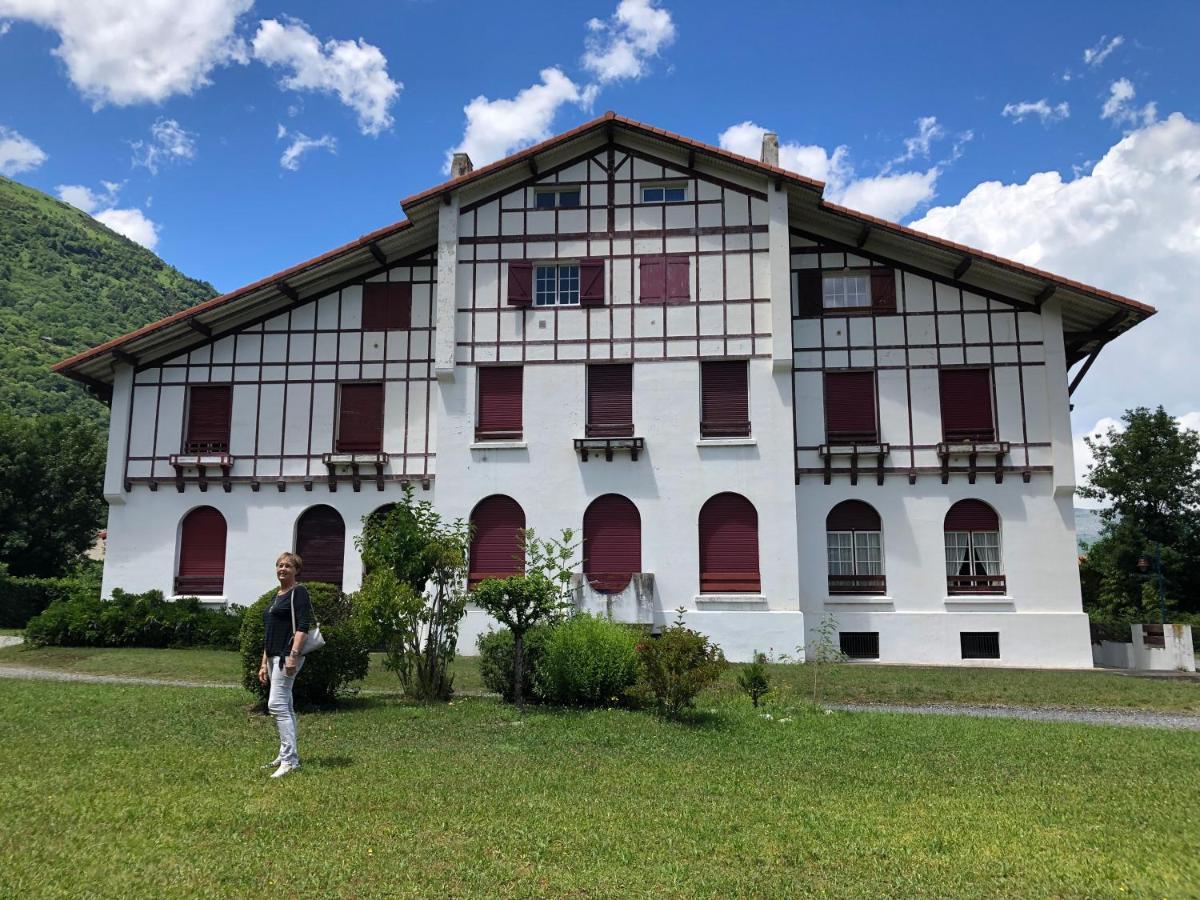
[258,551,313,778]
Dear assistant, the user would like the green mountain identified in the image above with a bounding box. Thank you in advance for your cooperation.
[0,176,216,424]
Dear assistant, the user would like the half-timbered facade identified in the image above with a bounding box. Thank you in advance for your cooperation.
[56,113,1154,666]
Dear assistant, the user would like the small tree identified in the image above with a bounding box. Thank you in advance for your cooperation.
[737,651,771,708]
[802,613,845,708]
[636,608,727,718]
[354,485,470,701]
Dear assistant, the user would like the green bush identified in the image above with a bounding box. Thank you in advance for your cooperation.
[24,587,242,649]
[476,625,555,703]
[0,560,101,628]
[737,652,771,707]
[536,613,640,706]
[239,583,371,706]
[635,611,727,718]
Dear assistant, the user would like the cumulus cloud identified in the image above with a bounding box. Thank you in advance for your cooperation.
[1084,34,1123,67]
[252,17,401,136]
[276,126,337,171]
[1101,78,1157,128]
[0,124,47,175]
[892,116,944,166]
[0,20,10,36]
[1002,99,1070,125]
[0,0,251,106]
[909,112,1200,435]
[582,0,676,83]
[130,118,197,174]
[56,180,159,249]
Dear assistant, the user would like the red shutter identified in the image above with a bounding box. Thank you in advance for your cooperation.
[587,364,633,437]
[507,261,533,306]
[185,385,232,453]
[362,282,412,330]
[945,500,999,531]
[939,369,995,441]
[797,270,823,316]
[824,371,878,442]
[666,255,690,301]
[826,500,881,531]
[469,495,525,587]
[175,506,226,595]
[701,360,750,437]
[580,258,605,306]
[698,492,760,593]
[870,269,897,312]
[296,505,345,589]
[476,367,523,440]
[583,494,641,593]
[337,383,384,452]
[639,257,664,302]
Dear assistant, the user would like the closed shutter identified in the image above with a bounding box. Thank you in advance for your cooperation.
[698,492,761,593]
[824,371,878,442]
[583,494,641,593]
[507,261,533,306]
[666,255,690,301]
[796,270,823,317]
[580,258,605,306]
[826,500,881,531]
[701,360,750,437]
[337,383,384,451]
[175,506,226,595]
[469,495,525,587]
[639,257,665,302]
[476,367,523,439]
[362,282,412,330]
[944,500,999,531]
[870,269,897,312]
[587,364,633,437]
[939,369,995,441]
[296,505,345,589]
[185,385,232,453]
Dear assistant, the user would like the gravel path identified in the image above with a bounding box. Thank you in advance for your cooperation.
[0,665,239,689]
[831,702,1200,731]
[0,635,25,649]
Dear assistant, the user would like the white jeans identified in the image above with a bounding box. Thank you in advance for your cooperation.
[268,655,305,766]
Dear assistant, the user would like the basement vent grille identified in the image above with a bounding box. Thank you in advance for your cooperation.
[960,632,1000,659]
[839,632,879,660]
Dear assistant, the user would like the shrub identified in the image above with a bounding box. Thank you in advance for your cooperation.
[635,608,727,718]
[536,613,640,706]
[737,652,771,707]
[0,560,101,628]
[476,625,555,702]
[239,583,371,707]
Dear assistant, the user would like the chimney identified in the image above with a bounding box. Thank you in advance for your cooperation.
[760,132,779,168]
[451,152,473,179]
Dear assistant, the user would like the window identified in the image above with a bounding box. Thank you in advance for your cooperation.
[823,273,871,309]
[336,383,384,452]
[796,268,897,316]
[534,264,580,306]
[698,492,761,594]
[362,282,411,330]
[823,371,878,443]
[639,255,690,303]
[469,495,525,587]
[175,506,226,596]
[944,500,1005,594]
[839,632,880,659]
[961,632,1000,659]
[641,184,687,203]
[583,495,641,593]
[700,361,750,438]
[476,367,523,441]
[535,188,581,209]
[296,505,345,589]
[184,385,232,453]
[587,364,633,437]
[826,501,885,594]
[939,369,995,442]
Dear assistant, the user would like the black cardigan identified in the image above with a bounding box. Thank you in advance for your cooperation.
[263,584,313,659]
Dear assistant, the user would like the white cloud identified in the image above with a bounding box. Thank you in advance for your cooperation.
[277,127,337,171]
[582,0,675,83]
[0,20,10,36]
[716,121,852,188]
[0,0,251,106]
[892,116,944,166]
[56,180,159,249]
[1084,34,1123,67]
[131,118,197,174]
[1073,415,1123,507]
[447,67,587,172]
[0,124,47,175]
[839,170,940,222]
[909,112,1200,436]
[1002,99,1071,125]
[252,17,401,136]
[1101,78,1157,127]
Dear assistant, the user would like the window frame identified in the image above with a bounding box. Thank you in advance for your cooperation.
[535,188,582,209]
[534,263,581,307]
[183,384,233,454]
[822,271,873,311]
[944,529,1005,594]
[822,370,879,444]
[475,366,524,442]
[640,182,688,204]
[334,382,385,453]
[699,359,751,438]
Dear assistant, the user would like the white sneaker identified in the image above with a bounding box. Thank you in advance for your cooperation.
[270,763,297,779]
[260,758,282,769]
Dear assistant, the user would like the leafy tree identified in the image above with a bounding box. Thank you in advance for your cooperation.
[0,413,106,577]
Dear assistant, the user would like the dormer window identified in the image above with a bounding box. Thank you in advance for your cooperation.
[641,184,687,203]
[535,189,581,209]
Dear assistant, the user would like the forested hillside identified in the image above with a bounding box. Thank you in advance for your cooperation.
[0,176,216,423]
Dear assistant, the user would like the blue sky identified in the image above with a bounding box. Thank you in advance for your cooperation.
[1,0,1198,477]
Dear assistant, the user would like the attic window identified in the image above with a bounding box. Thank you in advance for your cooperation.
[641,184,687,203]
[535,189,581,209]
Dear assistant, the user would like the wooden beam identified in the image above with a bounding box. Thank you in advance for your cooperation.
[111,349,138,367]
[953,256,973,280]
[367,241,387,267]
[277,281,299,302]
[855,225,871,248]
[1034,284,1056,308]
[1065,311,1128,351]
[185,318,211,338]
[774,175,784,191]
[1068,345,1103,396]
[687,148,695,170]
[528,158,538,177]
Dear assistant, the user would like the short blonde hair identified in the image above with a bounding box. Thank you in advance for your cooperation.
[276,551,303,572]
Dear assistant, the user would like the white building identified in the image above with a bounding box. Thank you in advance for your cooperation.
[56,113,1154,666]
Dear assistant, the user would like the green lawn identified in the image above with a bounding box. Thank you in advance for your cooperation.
[0,628,23,637]
[0,680,1197,897]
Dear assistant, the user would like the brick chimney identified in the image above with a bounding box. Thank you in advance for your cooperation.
[760,132,779,168]
[450,153,473,179]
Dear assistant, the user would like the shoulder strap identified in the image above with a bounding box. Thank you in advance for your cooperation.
[290,589,296,634]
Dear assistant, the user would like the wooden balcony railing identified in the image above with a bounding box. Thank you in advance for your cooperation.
[946,574,1007,595]
[828,574,887,595]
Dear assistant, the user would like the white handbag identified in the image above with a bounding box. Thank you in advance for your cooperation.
[291,589,326,654]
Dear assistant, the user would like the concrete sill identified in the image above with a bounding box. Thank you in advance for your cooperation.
[824,597,893,606]
[469,441,528,450]
[696,438,757,447]
[694,594,767,606]
[943,596,1014,606]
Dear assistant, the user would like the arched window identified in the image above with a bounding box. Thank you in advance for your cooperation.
[944,500,1004,594]
[469,496,525,587]
[296,505,346,589]
[826,501,884,594]
[583,494,641,593]
[698,493,760,594]
[175,506,227,596]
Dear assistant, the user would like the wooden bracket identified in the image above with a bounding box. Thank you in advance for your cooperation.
[953,256,973,280]
[277,281,299,302]
[855,225,871,248]
[186,318,211,338]
[367,242,387,267]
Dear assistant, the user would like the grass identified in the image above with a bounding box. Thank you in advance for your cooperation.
[0,679,1197,897]
[0,628,24,636]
